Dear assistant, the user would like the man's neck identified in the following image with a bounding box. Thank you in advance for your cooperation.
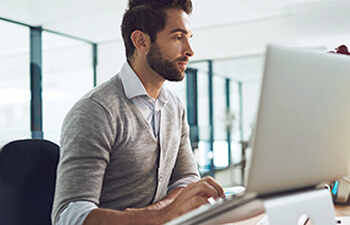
[128,59,165,99]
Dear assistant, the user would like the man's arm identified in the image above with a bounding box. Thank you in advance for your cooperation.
[81,189,181,225]
[57,189,184,225]
[82,177,224,225]
[142,187,185,211]
[52,98,115,225]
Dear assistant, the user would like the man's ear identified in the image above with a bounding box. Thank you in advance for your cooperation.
[130,30,150,53]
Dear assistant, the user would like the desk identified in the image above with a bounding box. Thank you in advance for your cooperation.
[234,205,350,225]
[235,214,265,224]
[335,205,350,217]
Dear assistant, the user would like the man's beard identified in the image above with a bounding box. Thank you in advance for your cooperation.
[146,43,188,82]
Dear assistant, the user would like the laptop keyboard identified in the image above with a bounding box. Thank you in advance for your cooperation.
[165,191,257,225]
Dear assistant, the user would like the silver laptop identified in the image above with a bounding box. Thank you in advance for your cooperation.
[166,44,350,225]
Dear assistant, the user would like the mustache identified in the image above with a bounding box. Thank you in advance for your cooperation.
[175,57,189,63]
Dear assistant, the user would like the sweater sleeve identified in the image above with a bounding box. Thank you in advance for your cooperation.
[51,97,116,225]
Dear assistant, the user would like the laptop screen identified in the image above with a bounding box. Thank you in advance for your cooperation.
[246,44,350,195]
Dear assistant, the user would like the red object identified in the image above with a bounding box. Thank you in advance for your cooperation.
[329,44,350,55]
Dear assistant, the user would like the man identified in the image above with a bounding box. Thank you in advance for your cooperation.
[51,0,225,225]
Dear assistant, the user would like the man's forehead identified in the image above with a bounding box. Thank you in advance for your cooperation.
[163,9,192,35]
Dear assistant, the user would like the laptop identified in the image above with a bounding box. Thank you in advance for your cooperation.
[165,44,350,225]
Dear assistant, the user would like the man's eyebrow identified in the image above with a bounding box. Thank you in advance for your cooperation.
[170,28,193,37]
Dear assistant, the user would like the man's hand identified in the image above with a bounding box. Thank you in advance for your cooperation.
[126,188,185,212]
[83,177,224,225]
[161,176,225,221]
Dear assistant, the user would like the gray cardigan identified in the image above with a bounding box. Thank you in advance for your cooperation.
[51,72,200,224]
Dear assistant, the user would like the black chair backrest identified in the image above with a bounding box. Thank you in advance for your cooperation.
[0,139,59,225]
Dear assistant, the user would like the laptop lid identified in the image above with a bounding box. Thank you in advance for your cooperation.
[246,44,350,195]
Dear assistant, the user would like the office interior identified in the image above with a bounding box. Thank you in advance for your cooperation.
[1,0,350,188]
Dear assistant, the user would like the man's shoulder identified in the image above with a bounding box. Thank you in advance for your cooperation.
[90,74,123,97]
[85,74,127,108]
[66,74,129,121]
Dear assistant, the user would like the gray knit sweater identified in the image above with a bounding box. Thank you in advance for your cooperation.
[51,69,200,224]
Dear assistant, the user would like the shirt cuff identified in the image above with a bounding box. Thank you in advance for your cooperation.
[168,175,200,193]
[57,201,98,225]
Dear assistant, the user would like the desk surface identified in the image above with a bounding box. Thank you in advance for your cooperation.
[335,205,350,216]
[235,214,266,224]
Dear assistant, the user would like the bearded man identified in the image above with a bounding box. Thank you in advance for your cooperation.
[51,1,224,225]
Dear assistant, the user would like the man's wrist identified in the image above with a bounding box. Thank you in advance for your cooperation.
[126,205,172,224]
[158,203,175,224]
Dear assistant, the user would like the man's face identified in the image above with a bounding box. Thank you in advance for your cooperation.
[146,8,194,81]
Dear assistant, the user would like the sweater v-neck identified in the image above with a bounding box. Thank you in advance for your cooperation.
[118,62,169,143]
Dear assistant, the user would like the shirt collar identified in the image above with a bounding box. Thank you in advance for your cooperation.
[119,62,147,99]
[119,62,169,105]
[156,88,168,110]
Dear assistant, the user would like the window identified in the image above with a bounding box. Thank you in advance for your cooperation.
[42,32,94,143]
[0,21,30,145]
[213,76,229,168]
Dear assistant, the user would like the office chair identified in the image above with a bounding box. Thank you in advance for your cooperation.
[0,139,59,225]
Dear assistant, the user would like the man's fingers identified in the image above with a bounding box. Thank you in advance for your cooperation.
[166,177,225,219]
[186,177,225,199]
[201,176,225,198]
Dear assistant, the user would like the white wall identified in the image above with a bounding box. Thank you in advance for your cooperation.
[97,40,126,84]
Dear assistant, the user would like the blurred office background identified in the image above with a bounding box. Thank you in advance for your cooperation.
[1,0,350,187]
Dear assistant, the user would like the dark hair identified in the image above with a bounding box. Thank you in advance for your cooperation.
[121,0,193,59]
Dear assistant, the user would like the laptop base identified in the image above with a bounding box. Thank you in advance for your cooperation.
[263,188,336,225]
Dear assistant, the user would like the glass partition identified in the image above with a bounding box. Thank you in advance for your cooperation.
[42,31,94,143]
[187,55,263,179]
[212,75,229,168]
[192,62,211,171]
[0,21,30,145]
